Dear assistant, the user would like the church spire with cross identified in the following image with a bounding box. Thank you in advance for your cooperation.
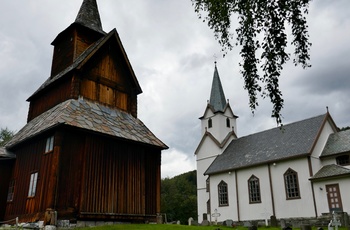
[209,61,228,112]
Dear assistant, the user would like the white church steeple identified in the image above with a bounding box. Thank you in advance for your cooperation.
[195,63,238,223]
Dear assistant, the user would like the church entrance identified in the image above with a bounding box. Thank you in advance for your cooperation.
[326,184,343,212]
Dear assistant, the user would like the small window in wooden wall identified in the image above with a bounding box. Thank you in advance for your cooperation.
[248,175,261,203]
[7,179,15,202]
[218,180,228,206]
[284,168,300,199]
[28,172,38,197]
[336,155,350,166]
[45,136,54,153]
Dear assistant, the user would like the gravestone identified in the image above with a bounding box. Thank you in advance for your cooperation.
[223,219,234,227]
[188,217,194,226]
[301,224,312,230]
[280,219,286,229]
[270,215,277,227]
[201,220,210,226]
[329,212,341,230]
[212,209,221,225]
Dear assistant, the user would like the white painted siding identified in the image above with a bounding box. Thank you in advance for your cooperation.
[270,158,315,218]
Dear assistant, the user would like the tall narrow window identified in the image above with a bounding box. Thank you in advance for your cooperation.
[208,118,212,128]
[248,175,261,203]
[226,118,230,128]
[28,172,38,197]
[7,179,15,202]
[218,180,228,206]
[284,168,300,199]
[45,136,54,153]
[206,177,210,192]
[207,199,211,214]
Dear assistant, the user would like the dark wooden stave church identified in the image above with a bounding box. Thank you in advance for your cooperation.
[0,0,167,224]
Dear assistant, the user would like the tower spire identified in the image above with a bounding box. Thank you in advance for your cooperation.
[75,0,104,34]
[209,64,227,112]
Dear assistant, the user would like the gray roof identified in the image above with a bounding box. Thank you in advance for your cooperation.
[310,164,350,180]
[321,129,350,157]
[75,0,105,34]
[209,65,227,112]
[6,98,168,149]
[0,147,15,159]
[205,114,328,175]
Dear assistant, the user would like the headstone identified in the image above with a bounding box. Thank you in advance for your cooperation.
[188,217,194,226]
[212,209,221,225]
[329,212,341,230]
[281,219,286,229]
[44,225,56,230]
[270,215,277,227]
[156,213,163,224]
[244,221,252,227]
[201,220,210,226]
[177,220,180,225]
[223,219,233,227]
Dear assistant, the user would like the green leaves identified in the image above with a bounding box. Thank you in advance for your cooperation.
[0,127,15,147]
[192,0,311,125]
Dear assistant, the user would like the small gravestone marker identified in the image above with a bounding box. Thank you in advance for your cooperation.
[188,217,194,226]
[329,211,341,230]
[212,209,221,225]
[270,215,277,227]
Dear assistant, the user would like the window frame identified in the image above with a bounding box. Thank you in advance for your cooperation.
[248,175,261,204]
[336,154,350,166]
[226,117,230,128]
[28,172,38,198]
[284,168,301,200]
[45,136,54,153]
[7,179,15,202]
[206,177,210,192]
[218,180,229,206]
[208,118,212,128]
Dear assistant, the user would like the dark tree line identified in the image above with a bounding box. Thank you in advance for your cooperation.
[161,170,197,225]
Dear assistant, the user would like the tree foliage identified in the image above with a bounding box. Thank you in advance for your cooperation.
[161,170,197,224]
[0,127,15,147]
[192,0,312,124]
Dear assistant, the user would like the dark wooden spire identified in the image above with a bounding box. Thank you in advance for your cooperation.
[75,0,104,34]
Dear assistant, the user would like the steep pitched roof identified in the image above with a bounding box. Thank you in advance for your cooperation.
[209,65,227,112]
[205,114,328,175]
[75,0,104,34]
[28,29,142,100]
[310,164,350,181]
[321,129,350,157]
[6,98,168,150]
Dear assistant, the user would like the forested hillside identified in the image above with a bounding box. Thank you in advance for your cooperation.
[161,170,197,224]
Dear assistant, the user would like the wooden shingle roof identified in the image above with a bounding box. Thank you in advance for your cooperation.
[6,98,168,150]
[205,114,328,175]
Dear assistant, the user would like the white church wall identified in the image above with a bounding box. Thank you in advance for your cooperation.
[236,165,274,221]
[209,172,238,222]
[313,177,350,216]
[207,113,234,143]
[270,157,316,219]
[310,120,336,172]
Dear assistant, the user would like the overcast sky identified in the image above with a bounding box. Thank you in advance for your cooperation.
[1,1,349,178]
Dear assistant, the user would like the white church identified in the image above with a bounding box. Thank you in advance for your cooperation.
[195,64,350,224]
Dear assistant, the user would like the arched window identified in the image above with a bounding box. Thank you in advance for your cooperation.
[284,168,300,199]
[226,118,230,128]
[208,118,212,128]
[218,180,228,206]
[248,175,261,203]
